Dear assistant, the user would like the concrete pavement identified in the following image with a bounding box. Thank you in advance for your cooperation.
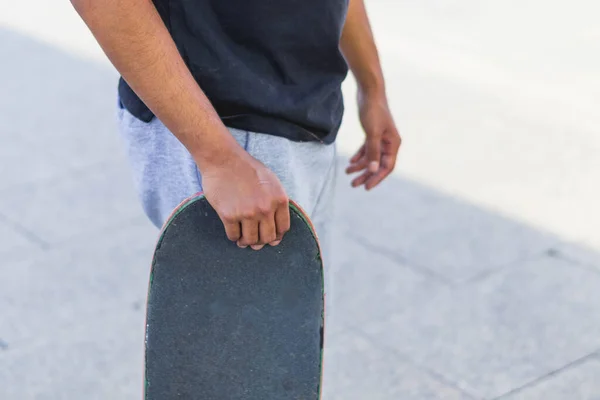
[2,1,600,399]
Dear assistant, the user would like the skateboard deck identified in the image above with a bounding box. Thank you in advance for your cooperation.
[144,193,325,399]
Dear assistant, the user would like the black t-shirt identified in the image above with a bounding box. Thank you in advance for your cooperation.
[118,0,350,144]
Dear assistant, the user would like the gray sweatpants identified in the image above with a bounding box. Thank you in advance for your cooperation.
[117,105,337,310]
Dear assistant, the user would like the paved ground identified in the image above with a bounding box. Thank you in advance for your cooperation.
[1,1,600,399]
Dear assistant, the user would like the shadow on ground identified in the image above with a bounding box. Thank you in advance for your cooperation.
[2,27,600,400]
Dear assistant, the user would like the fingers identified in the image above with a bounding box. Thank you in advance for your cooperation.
[232,196,290,251]
[365,133,382,173]
[346,135,381,175]
[348,150,398,190]
[274,201,291,244]
[350,144,365,164]
[238,218,259,248]
[223,219,241,242]
[346,142,377,180]
[351,164,391,190]
[257,217,277,250]
[351,171,370,188]
[366,134,400,188]
[365,164,393,190]
[348,126,402,190]
[346,158,368,174]
[346,145,367,174]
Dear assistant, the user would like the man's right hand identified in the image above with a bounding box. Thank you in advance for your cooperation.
[70,0,290,249]
[200,149,290,251]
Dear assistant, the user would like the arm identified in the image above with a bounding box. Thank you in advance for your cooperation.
[340,0,386,99]
[71,0,235,169]
[71,0,289,249]
[341,0,401,190]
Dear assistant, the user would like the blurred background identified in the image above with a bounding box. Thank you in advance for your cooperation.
[1,0,600,399]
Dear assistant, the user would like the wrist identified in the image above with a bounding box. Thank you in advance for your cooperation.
[357,81,387,105]
[357,84,388,110]
[190,127,244,172]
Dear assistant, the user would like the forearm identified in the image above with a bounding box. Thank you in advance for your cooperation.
[71,0,240,169]
[340,0,386,99]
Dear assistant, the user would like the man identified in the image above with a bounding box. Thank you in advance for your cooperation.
[71,0,399,312]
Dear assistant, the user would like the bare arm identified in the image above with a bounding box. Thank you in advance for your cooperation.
[340,0,386,99]
[341,0,401,190]
[71,0,290,249]
[70,0,238,170]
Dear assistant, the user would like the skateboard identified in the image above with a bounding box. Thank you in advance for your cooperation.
[144,193,325,399]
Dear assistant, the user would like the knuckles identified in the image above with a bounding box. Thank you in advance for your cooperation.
[226,232,241,241]
[274,194,289,206]
[256,203,273,217]
[221,213,238,224]
[278,220,291,234]
[262,233,277,243]
[225,197,288,221]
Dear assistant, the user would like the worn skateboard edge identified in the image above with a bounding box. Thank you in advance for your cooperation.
[144,192,326,399]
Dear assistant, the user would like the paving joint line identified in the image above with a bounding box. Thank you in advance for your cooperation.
[344,230,455,285]
[546,246,600,276]
[461,242,563,285]
[0,159,114,195]
[0,212,49,250]
[350,325,480,399]
[492,351,600,399]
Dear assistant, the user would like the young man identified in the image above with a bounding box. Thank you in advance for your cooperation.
[71,0,400,305]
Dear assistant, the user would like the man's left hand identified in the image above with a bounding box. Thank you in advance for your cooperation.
[346,92,402,190]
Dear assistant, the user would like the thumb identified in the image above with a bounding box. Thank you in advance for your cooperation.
[365,133,382,173]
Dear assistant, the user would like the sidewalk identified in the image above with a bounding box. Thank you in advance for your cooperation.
[2,1,600,398]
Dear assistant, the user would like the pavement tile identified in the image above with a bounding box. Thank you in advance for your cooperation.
[361,256,600,398]
[0,27,122,182]
[335,175,556,282]
[0,308,145,400]
[0,162,144,245]
[501,357,600,400]
[322,330,473,400]
[0,135,68,191]
[330,229,444,331]
[0,220,156,351]
[553,241,600,273]
[0,215,44,256]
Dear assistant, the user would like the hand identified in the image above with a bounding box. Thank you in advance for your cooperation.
[200,149,290,251]
[346,92,401,190]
